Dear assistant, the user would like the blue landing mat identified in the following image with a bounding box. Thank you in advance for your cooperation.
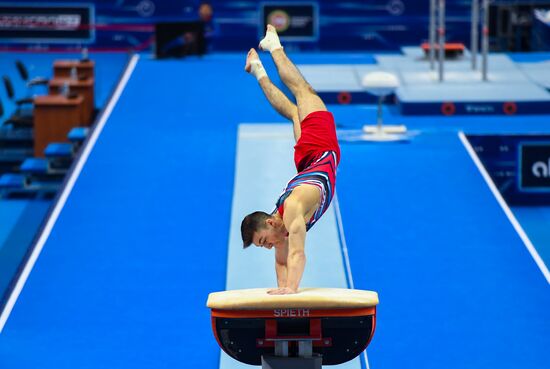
[397,82,550,115]
[397,69,531,84]
[376,53,518,71]
[518,61,550,90]
[298,64,384,104]
[298,52,550,115]
[378,53,550,115]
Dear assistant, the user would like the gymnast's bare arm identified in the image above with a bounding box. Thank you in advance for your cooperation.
[274,242,288,287]
[268,184,321,295]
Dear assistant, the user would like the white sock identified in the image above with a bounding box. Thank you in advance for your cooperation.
[250,60,267,81]
[259,30,282,53]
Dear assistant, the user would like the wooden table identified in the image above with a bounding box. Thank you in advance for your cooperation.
[53,60,95,79]
[33,95,84,157]
[48,77,95,125]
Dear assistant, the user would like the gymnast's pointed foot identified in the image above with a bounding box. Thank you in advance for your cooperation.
[245,48,267,80]
[259,24,283,53]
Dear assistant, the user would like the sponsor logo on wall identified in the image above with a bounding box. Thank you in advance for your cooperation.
[0,3,94,43]
[261,3,318,41]
[519,143,550,191]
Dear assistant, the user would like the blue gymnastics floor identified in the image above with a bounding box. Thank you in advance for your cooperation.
[336,131,549,369]
[0,200,51,300]
[0,51,130,327]
[512,206,550,263]
[0,53,548,369]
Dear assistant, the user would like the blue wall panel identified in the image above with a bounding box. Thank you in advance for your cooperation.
[0,0,474,51]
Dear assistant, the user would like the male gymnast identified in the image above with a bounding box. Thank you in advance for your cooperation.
[241,25,340,295]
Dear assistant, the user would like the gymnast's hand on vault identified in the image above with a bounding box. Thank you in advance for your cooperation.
[267,287,297,295]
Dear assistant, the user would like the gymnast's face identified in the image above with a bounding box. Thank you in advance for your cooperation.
[252,219,287,250]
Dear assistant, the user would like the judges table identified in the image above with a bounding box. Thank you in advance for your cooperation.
[48,77,95,125]
[53,60,95,79]
[33,95,84,157]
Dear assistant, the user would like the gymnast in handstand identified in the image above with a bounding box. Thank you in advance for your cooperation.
[241,25,340,295]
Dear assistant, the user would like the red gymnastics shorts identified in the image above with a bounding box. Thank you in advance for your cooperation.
[294,111,341,172]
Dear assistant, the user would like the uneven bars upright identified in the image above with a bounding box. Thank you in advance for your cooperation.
[430,0,436,70]
[471,0,479,70]
[482,0,489,81]
[438,0,445,81]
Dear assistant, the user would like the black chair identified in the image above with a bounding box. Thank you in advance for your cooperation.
[2,75,34,127]
[15,60,49,91]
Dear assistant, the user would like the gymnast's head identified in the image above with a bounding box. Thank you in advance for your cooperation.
[241,211,287,250]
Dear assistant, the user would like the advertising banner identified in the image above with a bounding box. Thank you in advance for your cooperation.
[519,143,550,192]
[468,135,550,204]
[261,2,318,41]
[0,3,94,43]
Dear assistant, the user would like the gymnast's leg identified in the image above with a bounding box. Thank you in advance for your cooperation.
[259,25,327,123]
[245,48,301,142]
